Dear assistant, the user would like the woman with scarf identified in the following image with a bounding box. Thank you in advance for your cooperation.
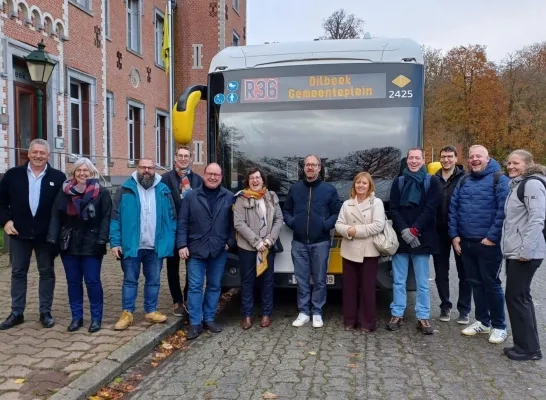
[233,167,283,330]
[46,158,112,333]
[502,149,546,361]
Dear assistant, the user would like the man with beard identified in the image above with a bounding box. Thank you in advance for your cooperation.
[161,146,203,317]
[449,145,509,344]
[177,163,235,340]
[433,145,471,324]
[110,158,177,330]
[0,139,65,330]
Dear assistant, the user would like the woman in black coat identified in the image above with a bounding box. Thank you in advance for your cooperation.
[47,158,111,333]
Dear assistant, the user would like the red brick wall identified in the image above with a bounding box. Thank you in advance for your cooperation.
[106,0,170,176]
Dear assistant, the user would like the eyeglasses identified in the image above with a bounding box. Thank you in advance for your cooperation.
[205,172,222,178]
[305,163,319,168]
[176,154,191,159]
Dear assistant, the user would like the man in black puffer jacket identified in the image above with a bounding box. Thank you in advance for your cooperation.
[433,145,472,325]
[283,155,341,329]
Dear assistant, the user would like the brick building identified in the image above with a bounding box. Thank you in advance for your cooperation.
[0,0,246,181]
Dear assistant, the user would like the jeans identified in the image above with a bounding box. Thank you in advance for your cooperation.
[432,227,472,315]
[187,251,228,326]
[9,237,55,315]
[291,240,330,316]
[391,253,431,320]
[61,255,103,320]
[342,257,379,330]
[505,259,542,353]
[166,251,188,305]
[460,240,506,329]
[121,249,163,314]
[239,248,275,317]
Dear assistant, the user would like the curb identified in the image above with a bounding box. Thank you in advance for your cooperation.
[49,316,185,400]
[49,288,238,400]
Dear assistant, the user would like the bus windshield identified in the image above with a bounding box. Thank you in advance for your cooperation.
[208,63,424,203]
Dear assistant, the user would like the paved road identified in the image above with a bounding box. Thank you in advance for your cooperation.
[125,260,546,399]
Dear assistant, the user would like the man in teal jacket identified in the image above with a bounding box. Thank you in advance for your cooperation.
[110,158,177,330]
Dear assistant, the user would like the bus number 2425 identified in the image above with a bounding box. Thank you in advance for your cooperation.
[389,90,413,98]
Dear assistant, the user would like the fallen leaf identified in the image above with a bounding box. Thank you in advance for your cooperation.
[352,353,361,357]
[308,351,317,356]
[114,377,123,383]
[124,385,134,392]
[151,362,159,368]
[262,391,278,399]
[97,390,112,398]
[204,380,217,387]
[88,397,102,400]
[14,378,25,384]
[162,342,173,350]
[347,363,358,368]
[296,341,306,347]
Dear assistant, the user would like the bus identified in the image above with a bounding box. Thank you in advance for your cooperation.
[172,37,427,291]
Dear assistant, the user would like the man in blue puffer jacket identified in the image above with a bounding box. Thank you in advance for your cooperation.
[283,155,341,329]
[449,145,509,344]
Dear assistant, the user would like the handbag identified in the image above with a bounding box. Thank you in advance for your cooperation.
[272,237,283,253]
[371,203,399,256]
[59,226,73,251]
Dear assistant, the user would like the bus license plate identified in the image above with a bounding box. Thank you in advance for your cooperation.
[290,275,335,285]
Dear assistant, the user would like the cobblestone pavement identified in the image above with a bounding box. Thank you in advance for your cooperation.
[0,252,181,400]
[126,260,546,400]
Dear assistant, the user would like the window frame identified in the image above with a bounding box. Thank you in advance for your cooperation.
[106,91,114,166]
[232,30,240,47]
[105,0,110,39]
[127,0,142,54]
[193,140,204,165]
[127,100,144,165]
[154,9,165,68]
[155,110,170,167]
[192,44,203,69]
[233,0,240,13]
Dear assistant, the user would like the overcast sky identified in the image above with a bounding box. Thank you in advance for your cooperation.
[246,0,546,62]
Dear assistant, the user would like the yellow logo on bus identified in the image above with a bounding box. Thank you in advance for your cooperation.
[392,75,411,88]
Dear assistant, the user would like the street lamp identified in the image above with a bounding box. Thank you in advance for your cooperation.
[24,40,57,139]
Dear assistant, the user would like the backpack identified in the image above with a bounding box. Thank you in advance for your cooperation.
[458,170,503,192]
[516,176,546,241]
[398,174,432,193]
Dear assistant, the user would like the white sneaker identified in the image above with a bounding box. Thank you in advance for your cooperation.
[312,315,324,328]
[461,321,491,336]
[489,328,508,344]
[292,313,310,327]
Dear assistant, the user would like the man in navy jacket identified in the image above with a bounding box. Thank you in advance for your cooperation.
[388,147,441,335]
[283,155,341,329]
[0,139,66,330]
[449,145,509,344]
[176,163,235,340]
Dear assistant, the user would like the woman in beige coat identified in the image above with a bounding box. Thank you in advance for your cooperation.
[233,168,283,330]
[335,172,386,332]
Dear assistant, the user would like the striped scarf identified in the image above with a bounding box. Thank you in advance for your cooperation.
[63,178,100,219]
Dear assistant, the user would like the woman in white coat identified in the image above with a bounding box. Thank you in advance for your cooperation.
[335,172,386,333]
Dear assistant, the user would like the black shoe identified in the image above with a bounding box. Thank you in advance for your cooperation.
[439,309,451,322]
[187,325,203,340]
[88,320,101,333]
[203,321,223,333]
[506,348,543,361]
[386,316,403,331]
[40,312,55,328]
[0,313,24,330]
[503,346,515,355]
[67,318,83,332]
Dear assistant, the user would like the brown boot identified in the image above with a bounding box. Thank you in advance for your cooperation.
[114,311,133,331]
[145,311,167,324]
[241,317,252,330]
[260,316,271,328]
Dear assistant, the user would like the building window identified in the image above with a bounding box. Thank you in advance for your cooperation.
[105,0,110,38]
[106,92,114,165]
[194,141,204,164]
[127,103,143,162]
[233,0,239,13]
[232,31,240,47]
[155,11,165,67]
[70,0,92,10]
[127,0,141,53]
[192,44,203,69]
[155,111,170,167]
[69,81,91,156]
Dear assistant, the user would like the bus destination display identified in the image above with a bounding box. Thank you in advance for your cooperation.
[240,73,387,103]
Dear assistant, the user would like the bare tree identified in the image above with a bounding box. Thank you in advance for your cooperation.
[320,9,364,40]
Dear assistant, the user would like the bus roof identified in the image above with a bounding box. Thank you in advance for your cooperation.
[209,37,423,72]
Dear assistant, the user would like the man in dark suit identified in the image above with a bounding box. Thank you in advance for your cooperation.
[0,139,66,329]
[161,146,203,317]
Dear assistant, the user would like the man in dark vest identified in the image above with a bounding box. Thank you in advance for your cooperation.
[161,146,203,317]
[0,139,66,330]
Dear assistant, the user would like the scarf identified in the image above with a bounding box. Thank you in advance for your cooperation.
[176,167,193,199]
[399,166,427,207]
[63,178,100,219]
[235,187,269,276]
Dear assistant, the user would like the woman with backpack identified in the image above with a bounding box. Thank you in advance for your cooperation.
[502,149,546,361]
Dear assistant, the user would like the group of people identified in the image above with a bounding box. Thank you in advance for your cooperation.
[0,139,544,362]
